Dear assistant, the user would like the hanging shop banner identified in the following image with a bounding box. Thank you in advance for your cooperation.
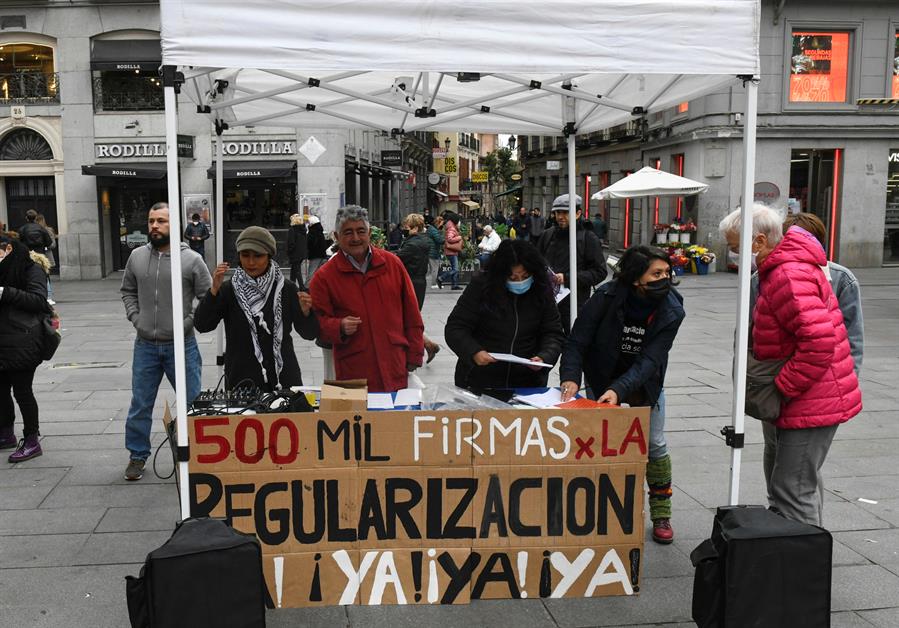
[789,31,849,103]
[187,407,649,608]
[381,150,403,167]
[471,171,489,184]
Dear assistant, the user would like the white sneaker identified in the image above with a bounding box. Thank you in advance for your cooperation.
[47,299,56,306]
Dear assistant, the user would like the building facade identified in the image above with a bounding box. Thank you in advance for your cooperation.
[519,0,899,267]
[0,2,433,279]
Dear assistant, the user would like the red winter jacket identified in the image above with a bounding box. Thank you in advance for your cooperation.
[310,246,424,393]
[752,226,862,429]
[443,220,462,256]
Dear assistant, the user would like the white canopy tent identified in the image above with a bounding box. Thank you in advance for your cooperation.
[593,166,709,200]
[158,0,762,521]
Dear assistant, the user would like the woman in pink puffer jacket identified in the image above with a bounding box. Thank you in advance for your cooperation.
[722,206,862,526]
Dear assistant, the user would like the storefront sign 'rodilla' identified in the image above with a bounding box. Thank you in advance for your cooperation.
[186,406,650,608]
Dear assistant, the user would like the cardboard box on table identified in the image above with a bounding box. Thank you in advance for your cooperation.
[186,401,649,608]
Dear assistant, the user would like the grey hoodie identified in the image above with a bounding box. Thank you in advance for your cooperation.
[121,242,212,343]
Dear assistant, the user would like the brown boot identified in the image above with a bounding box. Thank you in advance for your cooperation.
[424,340,441,364]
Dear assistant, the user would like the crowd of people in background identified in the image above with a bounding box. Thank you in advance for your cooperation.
[0,195,863,544]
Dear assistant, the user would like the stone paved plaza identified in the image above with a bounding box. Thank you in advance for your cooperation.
[1,268,897,627]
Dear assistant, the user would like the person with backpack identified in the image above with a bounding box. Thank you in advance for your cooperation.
[425,215,444,288]
[0,232,54,462]
[559,245,685,544]
[18,209,52,256]
[536,194,607,334]
[437,211,463,290]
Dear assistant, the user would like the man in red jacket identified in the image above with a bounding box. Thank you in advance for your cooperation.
[309,205,424,392]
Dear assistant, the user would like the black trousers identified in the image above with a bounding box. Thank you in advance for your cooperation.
[290,260,305,290]
[0,367,39,437]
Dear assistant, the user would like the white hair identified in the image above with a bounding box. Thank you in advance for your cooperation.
[483,224,493,233]
[718,203,786,245]
[334,205,370,232]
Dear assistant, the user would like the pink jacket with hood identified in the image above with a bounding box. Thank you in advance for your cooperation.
[752,226,862,429]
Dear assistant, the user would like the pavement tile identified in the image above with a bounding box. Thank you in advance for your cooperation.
[0,486,58,510]
[0,533,89,568]
[40,484,178,509]
[858,607,899,627]
[37,420,115,436]
[543,576,693,627]
[0,508,104,536]
[38,434,124,451]
[823,501,897,532]
[0,466,68,487]
[831,565,899,612]
[72,530,173,565]
[267,606,349,628]
[95,505,180,532]
[833,530,899,566]
[0,605,128,628]
[348,598,557,628]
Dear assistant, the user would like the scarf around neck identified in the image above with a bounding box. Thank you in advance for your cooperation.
[231,260,284,387]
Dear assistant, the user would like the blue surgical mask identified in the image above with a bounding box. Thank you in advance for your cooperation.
[506,276,534,295]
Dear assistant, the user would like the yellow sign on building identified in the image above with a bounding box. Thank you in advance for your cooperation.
[471,170,488,183]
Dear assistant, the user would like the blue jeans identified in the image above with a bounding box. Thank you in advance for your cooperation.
[438,255,459,288]
[648,390,668,461]
[477,253,492,267]
[125,336,201,461]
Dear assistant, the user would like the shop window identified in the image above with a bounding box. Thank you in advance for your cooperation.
[789,149,843,261]
[789,30,851,103]
[92,69,163,112]
[892,32,899,99]
[676,101,689,114]
[885,148,899,263]
[0,43,58,103]
[597,171,611,221]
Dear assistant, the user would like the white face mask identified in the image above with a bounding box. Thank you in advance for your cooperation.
[750,251,759,272]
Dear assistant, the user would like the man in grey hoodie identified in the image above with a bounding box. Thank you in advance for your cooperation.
[121,202,211,481]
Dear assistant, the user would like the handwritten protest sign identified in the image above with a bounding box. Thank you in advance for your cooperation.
[188,407,649,607]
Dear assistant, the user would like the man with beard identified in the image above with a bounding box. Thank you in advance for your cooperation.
[536,194,607,334]
[120,202,211,481]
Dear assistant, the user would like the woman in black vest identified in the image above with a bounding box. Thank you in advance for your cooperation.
[0,233,52,462]
[559,245,685,545]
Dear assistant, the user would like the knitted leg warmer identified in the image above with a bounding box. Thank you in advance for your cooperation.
[647,454,673,521]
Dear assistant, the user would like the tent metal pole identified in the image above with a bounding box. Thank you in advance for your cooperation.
[567,133,578,331]
[215,129,225,380]
[728,76,759,506]
[162,67,190,520]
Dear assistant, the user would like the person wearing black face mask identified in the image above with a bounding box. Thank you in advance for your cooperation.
[559,244,685,545]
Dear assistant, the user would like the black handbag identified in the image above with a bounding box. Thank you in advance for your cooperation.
[40,313,61,361]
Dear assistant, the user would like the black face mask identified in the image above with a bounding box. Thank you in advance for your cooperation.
[642,277,670,301]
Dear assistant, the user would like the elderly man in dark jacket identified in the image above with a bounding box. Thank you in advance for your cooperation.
[536,194,607,334]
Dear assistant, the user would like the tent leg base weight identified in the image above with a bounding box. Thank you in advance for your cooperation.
[721,426,744,448]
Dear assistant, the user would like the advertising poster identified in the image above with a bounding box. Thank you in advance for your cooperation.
[183,193,213,234]
[790,31,849,103]
[299,193,327,220]
[893,33,898,99]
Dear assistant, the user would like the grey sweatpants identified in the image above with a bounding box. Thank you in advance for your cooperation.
[763,421,838,527]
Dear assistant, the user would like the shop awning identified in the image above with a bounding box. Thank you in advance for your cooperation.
[206,161,296,179]
[494,186,522,197]
[81,163,167,179]
[90,40,162,71]
[429,188,448,199]
[461,200,480,210]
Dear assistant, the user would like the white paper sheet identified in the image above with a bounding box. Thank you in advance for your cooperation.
[393,388,422,407]
[367,393,395,410]
[512,389,563,408]
[488,353,553,368]
[554,286,571,304]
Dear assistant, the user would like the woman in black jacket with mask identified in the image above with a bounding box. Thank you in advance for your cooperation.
[559,245,685,545]
[0,233,53,462]
[445,239,563,393]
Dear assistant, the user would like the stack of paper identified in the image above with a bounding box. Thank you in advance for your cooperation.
[512,389,564,408]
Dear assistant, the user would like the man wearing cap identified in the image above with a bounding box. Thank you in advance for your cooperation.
[536,194,607,334]
[310,205,424,393]
[195,225,318,393]
[121,202,211,481]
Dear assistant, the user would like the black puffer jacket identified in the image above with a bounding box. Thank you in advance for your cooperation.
[287,224,308,262]
[445,273,564,391]
[395,233,430,308]
[536,225,607,308]
[0,241,51,370]
[307,223,330,260]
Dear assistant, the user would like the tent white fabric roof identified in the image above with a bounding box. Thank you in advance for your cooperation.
[161,0,760,135]
[593,166,709,200]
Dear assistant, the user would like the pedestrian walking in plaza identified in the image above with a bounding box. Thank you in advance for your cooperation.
[309,205,424,393]
[395,213,441,363]
[425,215,444,288]
[437,211,463,290]
[286,213,308,289]
[120,202,211,481]
[183,213,211,258]
[591,212,608,245]
[510,206,531,241]
[18,210,55,304]
[195,226,318,392]
[536,194,607,334]
[35,214,58,302]
[446,239,563,393]
[305,215,330,279]
[476,224,501,266]
[0,233,53,462]
[559,244,685,544]
[721,205,862,526]
[529,207,545,241]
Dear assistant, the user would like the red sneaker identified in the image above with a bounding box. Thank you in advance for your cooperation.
[652,518,674,544]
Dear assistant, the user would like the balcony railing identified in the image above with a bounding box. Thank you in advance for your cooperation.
[92,75,163,112]
[0,72,60,104]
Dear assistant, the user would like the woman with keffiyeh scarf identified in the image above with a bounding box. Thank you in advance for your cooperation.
[194,226,318,391]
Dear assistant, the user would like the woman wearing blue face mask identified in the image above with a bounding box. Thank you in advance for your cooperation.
[445,239,563,393]
[559,244,685,544]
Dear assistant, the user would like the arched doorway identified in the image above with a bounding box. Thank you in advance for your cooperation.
[1,128,59,269]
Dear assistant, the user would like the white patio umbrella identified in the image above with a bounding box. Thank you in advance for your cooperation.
[593,166,709,200]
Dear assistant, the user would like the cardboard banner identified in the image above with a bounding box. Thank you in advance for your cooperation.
[187,407,649,607]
